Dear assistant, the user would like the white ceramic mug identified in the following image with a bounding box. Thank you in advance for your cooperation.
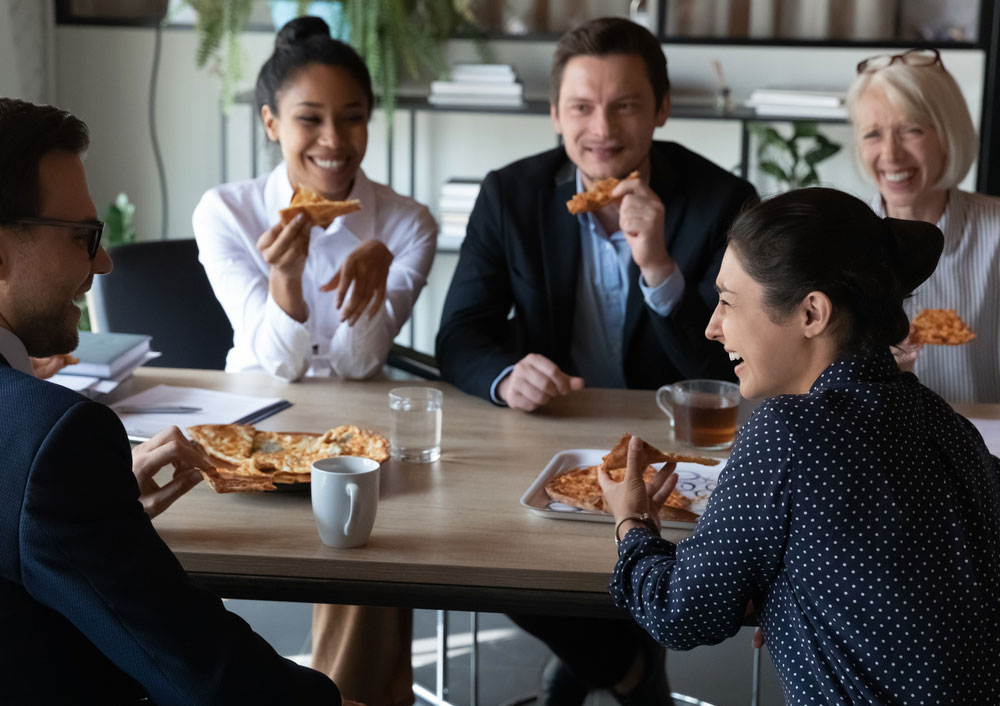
[311,456,381,548]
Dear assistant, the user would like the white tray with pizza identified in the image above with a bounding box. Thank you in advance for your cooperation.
[520,448,727,530]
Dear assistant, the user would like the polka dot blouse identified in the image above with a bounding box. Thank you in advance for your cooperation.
[610,348,1000,704]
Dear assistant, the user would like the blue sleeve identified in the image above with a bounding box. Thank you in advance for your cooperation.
[609,405,794,650]
[20,401,340,706]
[638,266,685,318]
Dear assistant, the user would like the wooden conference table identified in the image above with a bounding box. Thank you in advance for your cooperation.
[117,369,1000,619]
[118,368,699,618]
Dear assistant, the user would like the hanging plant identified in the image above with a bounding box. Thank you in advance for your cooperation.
[178,0,484,118]
[174,0,255,110]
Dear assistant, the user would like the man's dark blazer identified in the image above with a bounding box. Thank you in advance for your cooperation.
[436,141,757,401]
[0,358,339,705]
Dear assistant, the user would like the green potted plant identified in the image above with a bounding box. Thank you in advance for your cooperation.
[749,121,842,190]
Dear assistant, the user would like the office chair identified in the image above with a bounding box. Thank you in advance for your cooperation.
[386,343,440,380]
[88,239,234,370]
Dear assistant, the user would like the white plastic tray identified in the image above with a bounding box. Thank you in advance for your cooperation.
[519,448,727,530]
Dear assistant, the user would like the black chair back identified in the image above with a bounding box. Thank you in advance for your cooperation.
[89,239,233,370]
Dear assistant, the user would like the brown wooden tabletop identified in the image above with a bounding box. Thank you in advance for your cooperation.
[113,368,712,616]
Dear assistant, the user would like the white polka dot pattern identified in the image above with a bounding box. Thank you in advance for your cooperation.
[609,348,1000,704]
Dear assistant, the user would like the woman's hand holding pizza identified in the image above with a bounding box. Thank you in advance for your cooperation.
[320,239,394,326]
[612,177,675,288]
[260,213,312,322]
[131,426,213,519]
[598,435,677,531]
[258,212,311,278]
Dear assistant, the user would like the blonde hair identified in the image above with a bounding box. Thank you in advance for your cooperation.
[846,60,978,190]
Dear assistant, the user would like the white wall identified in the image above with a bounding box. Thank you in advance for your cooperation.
[50,25,987,353]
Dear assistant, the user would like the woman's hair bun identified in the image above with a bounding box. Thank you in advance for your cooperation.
[883,217,944,293]
[275,16,330,51]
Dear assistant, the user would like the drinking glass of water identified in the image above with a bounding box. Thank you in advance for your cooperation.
[389,387,443,462]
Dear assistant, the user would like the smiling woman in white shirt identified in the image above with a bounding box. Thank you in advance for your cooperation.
[193,17,436,383]
[192,17,434,706]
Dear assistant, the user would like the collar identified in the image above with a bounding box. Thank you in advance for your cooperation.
[809,347,901,394]
[263,162,376,240]
[0,327,35,375]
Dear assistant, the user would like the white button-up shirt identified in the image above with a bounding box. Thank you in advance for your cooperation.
[193,163,436,381]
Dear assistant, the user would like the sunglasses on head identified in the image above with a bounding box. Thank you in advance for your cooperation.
[856,48,943,74]
[10,216,106,259]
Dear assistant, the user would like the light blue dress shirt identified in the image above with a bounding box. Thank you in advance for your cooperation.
[490,169,685,402]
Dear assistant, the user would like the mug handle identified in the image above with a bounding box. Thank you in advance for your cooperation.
[343,482,359,535]
[655,385,675,427]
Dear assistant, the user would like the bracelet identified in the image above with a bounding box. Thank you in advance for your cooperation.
[614,513,657,543]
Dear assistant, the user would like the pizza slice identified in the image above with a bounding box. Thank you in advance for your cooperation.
[188,424,255,466]
[311,425,390,464]
[279,184,361,228]
[565,170,640,215]
[600,433,719,473]
[910,308,975,345]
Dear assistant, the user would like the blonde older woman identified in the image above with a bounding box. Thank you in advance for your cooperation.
[846,48,1000,403]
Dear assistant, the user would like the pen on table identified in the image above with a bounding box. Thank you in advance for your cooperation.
[115,406,202,414]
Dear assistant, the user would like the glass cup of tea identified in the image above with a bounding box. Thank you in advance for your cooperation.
[655,379,742,450]
[389,387,443,462]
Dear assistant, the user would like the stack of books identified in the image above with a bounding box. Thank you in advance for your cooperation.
[429,64,524,108]
[745,88,847,119]
[51,331,157,397]
[438,178,481,249]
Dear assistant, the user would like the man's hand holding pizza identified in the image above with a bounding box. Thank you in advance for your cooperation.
[259,212,312,322]
[613,177,675,288]
[131,426,213,519]
[598,435,677,535]
[497,353,584,412]
[319,239,394,327]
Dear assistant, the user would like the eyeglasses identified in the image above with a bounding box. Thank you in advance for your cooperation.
[856,48,943,74]
[9,216,105,259]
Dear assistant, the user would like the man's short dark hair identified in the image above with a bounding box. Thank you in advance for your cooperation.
[0,98,89,223]
[549,17,670,108]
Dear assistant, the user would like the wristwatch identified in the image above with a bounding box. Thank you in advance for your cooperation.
[614,513,658,543]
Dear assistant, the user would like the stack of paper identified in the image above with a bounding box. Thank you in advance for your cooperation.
[438,178,481,249]
[745,88,847,119]
[429,64,524,108]
[51,331,159,397]
[110,384,292,442]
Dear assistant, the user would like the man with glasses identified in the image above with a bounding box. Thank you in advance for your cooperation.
[0,98,344,703]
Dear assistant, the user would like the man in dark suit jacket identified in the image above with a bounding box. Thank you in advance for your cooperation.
[436,17,756,706]
[437,24,754,413]
[0,98,342,704]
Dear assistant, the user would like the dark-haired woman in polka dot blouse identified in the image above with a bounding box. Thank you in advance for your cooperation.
[601,188,1000,705]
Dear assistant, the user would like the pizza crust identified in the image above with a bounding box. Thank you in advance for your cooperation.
[600,433,719,473]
